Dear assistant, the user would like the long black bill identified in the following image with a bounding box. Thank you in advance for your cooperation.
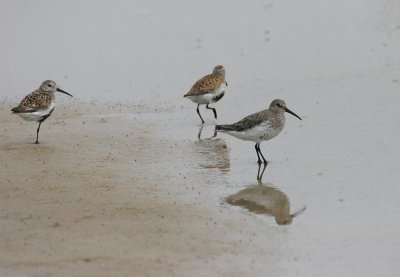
[285,107,302,120]
[56,87,73,97]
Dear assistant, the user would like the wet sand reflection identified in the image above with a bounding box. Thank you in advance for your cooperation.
[193,125,230,173]
[226,164,305,225]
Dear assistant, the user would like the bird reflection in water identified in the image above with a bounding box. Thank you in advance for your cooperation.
[194,125,230,173]
[226,164,305,225]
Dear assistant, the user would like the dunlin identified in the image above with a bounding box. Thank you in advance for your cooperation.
[184,65,228,124]
[11,80,73,144]
[216,99,301,164]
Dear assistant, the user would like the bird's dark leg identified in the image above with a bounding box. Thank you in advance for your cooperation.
[257,162,268,181]
[256,163,262,180]
[198,125,217,140]
[206,104,217,119]
[255,143,262,164]
[196,104,205,124]
[35,122,42,144]
[257,143,268,164]
[197,125,204,140]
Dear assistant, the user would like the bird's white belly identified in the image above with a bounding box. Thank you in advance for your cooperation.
[17,102,55,122]
[224,123,283,143]
[187,93,215,104]
[187,82,227,104]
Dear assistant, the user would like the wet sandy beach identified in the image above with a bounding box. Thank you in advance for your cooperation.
[0,101,306,277]
[2,0,400,276]
[1,91,400,276]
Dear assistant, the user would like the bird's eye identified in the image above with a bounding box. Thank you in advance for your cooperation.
[48,84,51,87]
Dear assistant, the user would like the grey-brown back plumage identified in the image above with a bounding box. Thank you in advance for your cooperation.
[216,99,295,132]
[216,108,284,132]
[216,109,272,131]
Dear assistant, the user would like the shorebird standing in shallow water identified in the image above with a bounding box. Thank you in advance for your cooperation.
[216,99,301,164]
[184,65,228,124]
[11,80,73,144]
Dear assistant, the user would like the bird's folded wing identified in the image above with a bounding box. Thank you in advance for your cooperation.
[229,117,266,132]
[11,106,40,113]
[184,75,221,96]
[218,111,267,132]
[12,90,51,112]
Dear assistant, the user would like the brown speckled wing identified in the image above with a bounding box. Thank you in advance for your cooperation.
[185,74,224,96]
[12,90,53,113]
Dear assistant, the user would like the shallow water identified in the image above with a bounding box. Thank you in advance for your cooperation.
[1,0,400,276]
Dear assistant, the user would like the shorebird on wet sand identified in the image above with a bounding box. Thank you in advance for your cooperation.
[216,99,301,164]
[11,80,73,144]
[184,65,228,124]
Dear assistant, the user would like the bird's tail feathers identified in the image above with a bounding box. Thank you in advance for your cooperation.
[215,124,234,132]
